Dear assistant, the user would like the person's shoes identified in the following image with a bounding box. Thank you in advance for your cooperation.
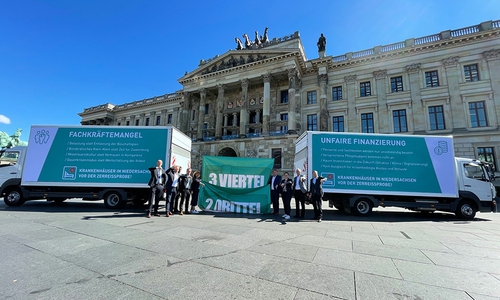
[282,214,287,218]
[179,211,184,215]
[154,213,160,217]
[168,212,173,215]
[317,218,322,223]
[191,210,199,214]
[284,215,291,220]
[185,210,191,214]
[165,214,169,217]
[147,214,151,218]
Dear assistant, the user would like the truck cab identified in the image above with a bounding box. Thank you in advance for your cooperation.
[0,147,25,205]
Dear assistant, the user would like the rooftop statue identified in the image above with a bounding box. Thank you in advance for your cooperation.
[261,27,270,44]
[317,33,326,52]
[235,37,244,50]
[0,128,28,149]
[242,33,253,49]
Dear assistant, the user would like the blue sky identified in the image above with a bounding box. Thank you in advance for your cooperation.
[1,0,498,141]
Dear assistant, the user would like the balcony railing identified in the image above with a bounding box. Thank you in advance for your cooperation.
[269,130,287,136]
[246,133,261,138]
[221,134,239,140]
[203,136,215,141]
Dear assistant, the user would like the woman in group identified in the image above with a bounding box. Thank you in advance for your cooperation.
[189,171,204,213]
[280,172,294,220]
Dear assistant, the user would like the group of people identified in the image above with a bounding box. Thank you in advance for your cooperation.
[147,159,203,218]
[268,168,326,222]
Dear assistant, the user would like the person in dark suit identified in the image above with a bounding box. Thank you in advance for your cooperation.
[189,170,204,213]
[178,167,193,215]
[293,168,307,218]
[147,159,166,218]
[280,172,294,220]
[267,169,282,215]
[307,170,326,222]
[164,165,180,217]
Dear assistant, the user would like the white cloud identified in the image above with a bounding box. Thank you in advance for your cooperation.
[0,115,11,124]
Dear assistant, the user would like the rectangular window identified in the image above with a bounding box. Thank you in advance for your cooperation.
[469,101,488,127]
[167,114,173,124]
[126,121,130,126]
[390,76,404,92]
[280,90,289,104]
[135,119,140,126]
[392,109,408,133]
[332,86,342,101]
[249,111,257,123]
[360,81,371,97]
[332,116,344,132]
[280,113,288,132]
[156,116,161,125]
[307,114,317,131]
[205,104,209,114]
[425,70,439,87]
[464,64,479,82]
[478,147,497,171]
[307,91,317,104]
[272,148,282,169]
[192,109,196,121]
[361,113,374,133]
[145,118,150,126]
[429,105,445,130]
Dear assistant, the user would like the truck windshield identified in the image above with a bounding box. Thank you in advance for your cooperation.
[464,163,489,182]
[0,150,19,167]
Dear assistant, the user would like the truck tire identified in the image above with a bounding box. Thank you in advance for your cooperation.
[352,198,372,216]
[4,188,26,206]
[104,192,125,209]
[455,200,476,219]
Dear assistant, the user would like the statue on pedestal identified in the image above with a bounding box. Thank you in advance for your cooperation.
[317,33,326,52]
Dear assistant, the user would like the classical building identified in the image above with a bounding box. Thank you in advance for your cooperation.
[80,20,500,175]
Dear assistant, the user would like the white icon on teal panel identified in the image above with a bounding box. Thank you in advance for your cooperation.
[434,141,449,155]
[62,166,77,180]
[35,130,50,144]
[321,172,335,186]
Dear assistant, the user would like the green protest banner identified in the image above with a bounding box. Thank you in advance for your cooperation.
[199,156,274,214]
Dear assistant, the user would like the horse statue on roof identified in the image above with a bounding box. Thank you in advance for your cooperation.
[235,37,244,50]
[242,33,253,49]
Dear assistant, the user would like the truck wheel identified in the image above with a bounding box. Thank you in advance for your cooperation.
[104,192,125,209]
[352,198,372,216]
[455,200,476,219]
[4,188,25,206]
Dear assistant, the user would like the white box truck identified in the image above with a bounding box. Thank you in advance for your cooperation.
[294,131,497,219]
[0,125,191,208]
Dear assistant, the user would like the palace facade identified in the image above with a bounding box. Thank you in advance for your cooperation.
[80,20,500,175]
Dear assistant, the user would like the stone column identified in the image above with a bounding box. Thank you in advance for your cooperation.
[344,75,358,130]
[239,79,249,137]
[483,49,500,126]
[140,113,145,126]
[318,74,329,131]
[223,114,228,136]
[405,64,424,131]
[373,70,388,133]
[262,73,272,136]
[215,84,225,139]
[294,78,302,133]
[442,56,465,129]
[161,109,167,126]
[287,68,297,134]
[196,88,206,141]
[173,107,180,128]
[180,92,190,132]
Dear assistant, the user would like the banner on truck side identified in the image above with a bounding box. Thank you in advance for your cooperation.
[198,156,273,214]
[311,133,457,197]
[22,126,170,187]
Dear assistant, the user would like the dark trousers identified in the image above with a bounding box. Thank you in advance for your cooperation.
[294,190,306,217]
[179,189,191,212]
[271,189,280,214]
[169,187,178,212]
[148,185,163,214]
[165,186,175,214]
[311,193,323,219]
[191,190,199,207]
[282,192,292,215]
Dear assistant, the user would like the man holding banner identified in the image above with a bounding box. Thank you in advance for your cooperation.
[268,169,282,216]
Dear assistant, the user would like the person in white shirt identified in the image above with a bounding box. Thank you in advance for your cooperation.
[293,169,307,218]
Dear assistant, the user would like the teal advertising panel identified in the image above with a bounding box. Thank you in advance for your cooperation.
[198,156,274,214]
[22,126,170,187]
[311,132,457,197]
